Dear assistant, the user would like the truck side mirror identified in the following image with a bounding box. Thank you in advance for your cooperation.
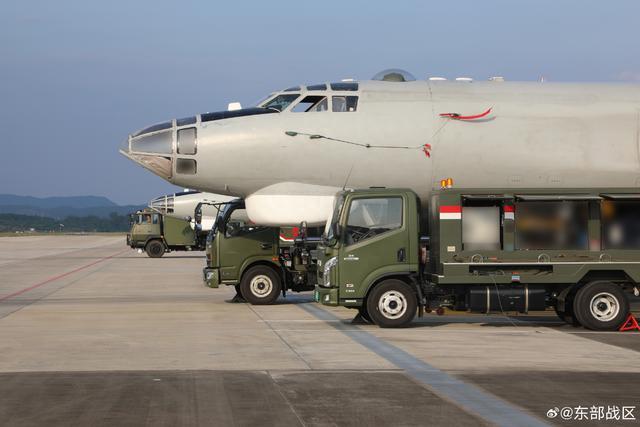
[332,222,341,241]
[225,222,238,237]
[194,208,202,225]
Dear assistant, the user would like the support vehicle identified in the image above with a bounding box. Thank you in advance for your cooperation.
[127,208,206,257]
[199,200,320,304]
[315,187,640,330]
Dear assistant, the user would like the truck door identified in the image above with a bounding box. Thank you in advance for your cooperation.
[217,206,279,282]
[133,212,160,240]
[338,196,407,298]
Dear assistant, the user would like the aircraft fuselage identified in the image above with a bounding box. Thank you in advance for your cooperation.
[121,79,640,225]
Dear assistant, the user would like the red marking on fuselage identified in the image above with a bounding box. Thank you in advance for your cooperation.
[439,108,492,121]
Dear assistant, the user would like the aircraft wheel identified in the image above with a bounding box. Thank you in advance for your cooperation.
[574,281,629,331]
[366,279,417,328]
[240,266,281,305]
[145,240,165,258]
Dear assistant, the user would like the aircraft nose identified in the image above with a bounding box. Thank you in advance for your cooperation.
[119,121,175,180]
[118,137,132,156]
[121,114,204,183]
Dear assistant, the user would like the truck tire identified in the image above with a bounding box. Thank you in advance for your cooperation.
[366,279,417,328]
[554,288,581,327]
[145,240,165,258]
[358,305,373,323]
[240,266,281,305]
[573,281,629,331]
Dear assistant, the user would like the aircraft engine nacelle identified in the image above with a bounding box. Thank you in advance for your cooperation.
[244,183,339,226]
[149,191,235,231]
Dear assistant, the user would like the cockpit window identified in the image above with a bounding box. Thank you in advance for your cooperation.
[132,121,172,137]
[291,95,329,112]
[284,86,301,92]
[307,84,327,91]
[332,96,358,112]
[330,82,359,91]
[201,107,277,122]
[130,130,173,154]
[263,94,299,112]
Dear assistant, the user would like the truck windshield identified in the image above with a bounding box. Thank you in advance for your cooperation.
[211,204,233,238]
[324,194,345,244]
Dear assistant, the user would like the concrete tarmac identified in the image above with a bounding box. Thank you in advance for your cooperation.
[0,235,638,426]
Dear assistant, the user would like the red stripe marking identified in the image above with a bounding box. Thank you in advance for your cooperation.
[439,107,492,121]
[0,248,127,302]
[440,205,462,213]
[503,205,515,213]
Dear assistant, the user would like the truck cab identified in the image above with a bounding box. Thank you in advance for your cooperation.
[316,187,640,330]
[202,199,319,304]
[127,207,200,257]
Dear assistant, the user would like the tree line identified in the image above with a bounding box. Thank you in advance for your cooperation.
[0,212,131,232]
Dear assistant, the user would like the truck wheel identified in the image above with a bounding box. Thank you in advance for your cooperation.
[145,240,165,258]
[573,281,629,331]
[358,305,373,323]
[240,266,281,305]
[555,293,581,327]
[366,279,417,328]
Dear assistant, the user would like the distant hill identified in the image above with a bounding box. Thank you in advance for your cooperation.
[0,194,144,219]
[0,213,130,232]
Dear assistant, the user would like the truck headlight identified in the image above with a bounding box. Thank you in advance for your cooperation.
[323,256,337,287]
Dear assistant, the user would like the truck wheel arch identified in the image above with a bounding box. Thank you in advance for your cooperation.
[144,237,166,249]
[240,260,283,286]
[578,269,635,286]
[363,273,416,303]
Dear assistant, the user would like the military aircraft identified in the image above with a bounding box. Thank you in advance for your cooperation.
[148,190,235,231]
[120,69,640,226]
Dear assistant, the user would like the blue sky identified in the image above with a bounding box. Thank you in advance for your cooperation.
[1,0,639,204]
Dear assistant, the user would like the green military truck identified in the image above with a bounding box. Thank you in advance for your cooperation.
[315,187,640,330]
[199,199,320,304]
[127,208,205,257]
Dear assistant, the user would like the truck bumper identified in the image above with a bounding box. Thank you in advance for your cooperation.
[203,267,220,288]
[314,286,339,306]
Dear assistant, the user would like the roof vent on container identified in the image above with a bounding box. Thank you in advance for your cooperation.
[455,77,473,82]
[428,77,447,81]
[489,76,505,82]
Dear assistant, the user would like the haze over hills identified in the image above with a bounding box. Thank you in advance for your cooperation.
[0,194,144,219]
